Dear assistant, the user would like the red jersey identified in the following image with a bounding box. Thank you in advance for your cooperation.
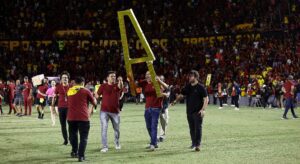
[67,88,96,121]
[8,83,15,98]
[97,83,121,113]
[55,84,70,108]
[22,82,33,97]
[140,81,163,109]
[231,86,237,96]
[0,84,5,90]
[37,84,48,99]
[283,80,294,99]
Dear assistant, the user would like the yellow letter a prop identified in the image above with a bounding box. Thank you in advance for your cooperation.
[118,9,162,97]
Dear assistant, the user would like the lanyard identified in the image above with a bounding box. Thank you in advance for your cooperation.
[62,84,68,102]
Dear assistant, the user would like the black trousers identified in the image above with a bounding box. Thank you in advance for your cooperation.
[262,95,269,108]
[187,113,203,147]
[219,97,223,107]
[58,108,68,143]
[232,96,239,108]
[0,105,3,114]
[68,121,90,158]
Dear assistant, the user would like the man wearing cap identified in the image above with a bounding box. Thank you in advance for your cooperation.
[282,75,298,119]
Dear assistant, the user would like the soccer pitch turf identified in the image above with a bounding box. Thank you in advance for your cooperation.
[0,104,299,164]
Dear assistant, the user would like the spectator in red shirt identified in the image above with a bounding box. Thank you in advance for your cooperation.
[138,71,169,151]
[67,76,96,162]
[52,71,71,145]
[282,75,298,119]
[0,79,5,90]
[7,80,17,114]
[96,71,123,153]
[36,79,48,119]
[22,76,33,116]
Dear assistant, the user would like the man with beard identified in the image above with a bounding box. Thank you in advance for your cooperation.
[172,70,209,152]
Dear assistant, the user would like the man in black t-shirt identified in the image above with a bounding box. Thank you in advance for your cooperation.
[172,70,209,152]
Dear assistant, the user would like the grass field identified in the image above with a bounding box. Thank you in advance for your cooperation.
[0,104,299,164]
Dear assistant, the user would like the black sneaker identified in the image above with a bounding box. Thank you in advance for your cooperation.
[78,157,85,162]
[71,152,78,158]
[158,137,164,142]
[293,115,298,119]
[281,116,288,120]
[41,113,44,119]
[195,146,201,152]
[63,141,68,145]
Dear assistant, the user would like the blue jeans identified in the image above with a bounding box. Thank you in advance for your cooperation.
[283,98,297,117]
[100,111,120,148]
[144,108,160,146]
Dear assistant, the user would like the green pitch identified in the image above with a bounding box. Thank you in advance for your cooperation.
[0,104,299,164]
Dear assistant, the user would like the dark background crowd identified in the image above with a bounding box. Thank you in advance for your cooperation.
[0,0,300,93]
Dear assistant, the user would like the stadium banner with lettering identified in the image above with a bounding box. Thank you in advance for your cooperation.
[0,33,261,51]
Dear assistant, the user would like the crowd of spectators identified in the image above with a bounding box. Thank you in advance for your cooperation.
[1,0,300,39]
[0,0,300,94]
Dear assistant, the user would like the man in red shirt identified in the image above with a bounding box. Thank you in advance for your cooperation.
[67,76,96,162]
[36,79,48,119]
[282,75,298,119]
[7,80,16,114]
[52,71,70,145]
[138,71,169,151]
[22,76,33,116]
[96,71,123,153]
[0,79,5,90]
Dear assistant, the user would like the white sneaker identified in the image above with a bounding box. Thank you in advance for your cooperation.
[234,107,239,111]
[101,147,108,153]
[223,104,228,106]
[115,144,121,150]
[218,107,223,109]
[231,105,235,107]
[149,145,155,151]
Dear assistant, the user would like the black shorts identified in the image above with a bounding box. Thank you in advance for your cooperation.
[48,97,58,106]
[37,98,46,107]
